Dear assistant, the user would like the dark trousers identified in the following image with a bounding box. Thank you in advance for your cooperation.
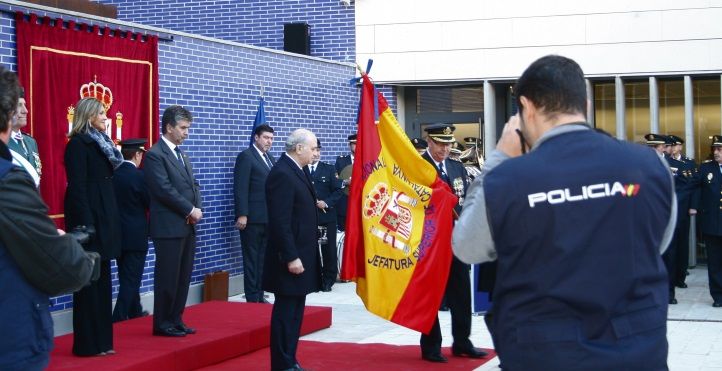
[674,214,690,285]
[240,223,267,302]
[420,256,472,355]
[73,260,113,356]
[702,234,722,302]
[152,234,196,331]
[320,220,338,287]
[113,250,148,322]
[663,229,680,300]
[270,294,306,371]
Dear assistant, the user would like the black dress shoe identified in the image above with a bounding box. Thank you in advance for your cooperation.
[321,284,332,292]
[452,345,488,358]
[669,298,678,305]
[176,324,196,334]
[713,301,722,308]
[421,352,448,363]
[676,283,688,288]
[153,327,186,337]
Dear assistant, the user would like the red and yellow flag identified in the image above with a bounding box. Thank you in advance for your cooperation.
[341,73,458,334]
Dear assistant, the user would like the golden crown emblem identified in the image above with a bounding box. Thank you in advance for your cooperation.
[363,183,391,218]
[443,127,452,135]
[80,75,113,111]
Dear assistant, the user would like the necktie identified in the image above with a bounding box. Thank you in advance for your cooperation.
[263,153,273,169]
[174,147,185,166]
[310,164,316,176]
[438,162,450,183]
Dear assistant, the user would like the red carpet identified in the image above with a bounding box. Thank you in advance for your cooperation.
[200,341,496,371]
[47,301,332,371]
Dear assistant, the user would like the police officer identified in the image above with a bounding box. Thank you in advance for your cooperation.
[7,87,41,187]
[449,141,464,162]
[411,137,427,155]
[334,133,356,232]
[695,135,722,308]
[453,55,673,370]
[419,123,487,363]
[112,138,151,322]
[667,134,698,289]
[308,138,343,291]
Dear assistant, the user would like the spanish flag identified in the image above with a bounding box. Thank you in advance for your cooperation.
[341,72,458,334]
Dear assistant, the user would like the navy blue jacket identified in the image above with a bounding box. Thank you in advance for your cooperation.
[113,161,150,251]
[422,152,468,215]
[668,156,699,221]
[309,161,343,225]
[334,154,353,218]
[483,127,671,371]
[697,160,722,236]
[263,154,321,296]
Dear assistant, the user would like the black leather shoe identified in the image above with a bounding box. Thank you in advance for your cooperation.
[713,301,722,308]
[676,283,688,288]
[421,352,448,363]
[669,298,678,305]
[452,345,488,358]
[153,327,186,337]
[321,284,332,292]
[176,324,196,334]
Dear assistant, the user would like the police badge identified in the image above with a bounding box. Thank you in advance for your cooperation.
[708,172,714,183]
[453,177,464,205]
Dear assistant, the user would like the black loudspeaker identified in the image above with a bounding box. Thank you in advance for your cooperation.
[284,23,310,55]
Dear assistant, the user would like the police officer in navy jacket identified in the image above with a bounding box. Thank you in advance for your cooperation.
[695,135,722,308]
[419,123,487,363]
[112,138,151,322]
[453,55,675,370]
[307,138,343,291]
[334,133,355,231]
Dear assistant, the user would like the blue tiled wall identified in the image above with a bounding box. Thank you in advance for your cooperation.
[97,0,356,63]
[2,10,359,311]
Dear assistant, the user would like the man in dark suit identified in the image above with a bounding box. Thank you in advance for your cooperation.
[145,105,203,337]
[308,138,343,291]
[334,133,356,232]
[234,123,275,303]
[695,135,722,308]
[668,134,698,289]
[112,138,151,322]
[419,123,487,363]
[263,129,321,371]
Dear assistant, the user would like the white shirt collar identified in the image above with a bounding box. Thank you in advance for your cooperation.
[161,135,177,152]
[286,153,303,170]
[253,143,268,159]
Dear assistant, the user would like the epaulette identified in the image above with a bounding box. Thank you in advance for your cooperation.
[703,159,713,163]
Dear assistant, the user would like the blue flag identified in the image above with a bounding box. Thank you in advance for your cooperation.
[250,97,266,146]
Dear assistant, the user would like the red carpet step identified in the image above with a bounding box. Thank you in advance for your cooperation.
[48,301,332,371]
[200,341,496,371]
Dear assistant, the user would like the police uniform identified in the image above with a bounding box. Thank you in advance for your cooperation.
[695,135,722,308]
[667,134,699,289]
[112,139,151,322]
[334,133,356,231]
[308,139,344,291]
[419,123,486,362]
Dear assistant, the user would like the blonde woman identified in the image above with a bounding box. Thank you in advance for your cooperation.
[64,97,122,356]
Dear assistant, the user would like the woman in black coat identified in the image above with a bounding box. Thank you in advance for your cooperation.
[64,97,123,356]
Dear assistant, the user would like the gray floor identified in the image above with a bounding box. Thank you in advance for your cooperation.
[230,267,722,370]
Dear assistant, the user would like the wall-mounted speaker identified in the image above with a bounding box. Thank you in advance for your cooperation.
[284,23,310,55]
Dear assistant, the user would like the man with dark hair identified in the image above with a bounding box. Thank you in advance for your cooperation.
[112,138,150,322]
[453,55,674,369]
[145,105,203,337]
[7,87,41,187]
[234,123,275,303]
[0,67,99,370]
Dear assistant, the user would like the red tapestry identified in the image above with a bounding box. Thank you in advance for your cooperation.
[16,12,159,228]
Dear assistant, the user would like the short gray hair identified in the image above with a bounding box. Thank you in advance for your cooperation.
[285,129,315,152]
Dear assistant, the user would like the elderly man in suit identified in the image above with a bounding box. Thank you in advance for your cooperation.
[419,123,487,363]
[234,123,275,303]
[263,129,321,371]
[112,138,150,322]
[145,105,203,337]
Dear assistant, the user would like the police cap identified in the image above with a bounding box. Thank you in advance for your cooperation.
[411,137,427,150]
[119,138,147,152]
[347,133,357,143]
[667,135,684,145]
[450,141,465,155]
[644,133,667,146]
[424,123,456,143]
[712,135,722,147]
